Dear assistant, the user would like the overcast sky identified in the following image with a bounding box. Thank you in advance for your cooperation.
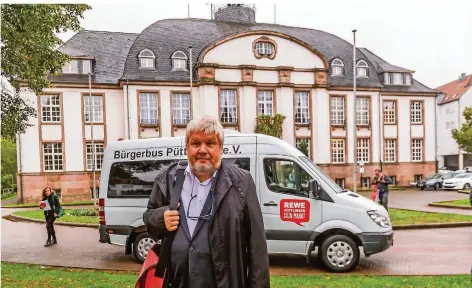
[58,0,472,88]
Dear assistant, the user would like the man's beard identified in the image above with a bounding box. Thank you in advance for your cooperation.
[191,158,221,175]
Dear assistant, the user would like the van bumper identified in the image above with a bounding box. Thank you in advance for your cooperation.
[359,231,393,256]
[99,225,111,244]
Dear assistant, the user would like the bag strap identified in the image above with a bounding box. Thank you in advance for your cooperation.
[154,160,187,278]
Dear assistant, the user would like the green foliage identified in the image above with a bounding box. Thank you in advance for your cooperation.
[69,208,98,217]
[297,139,309,157]
[1,138,17,190]
[254,114,286,138]
[452,107,472,153]
[1,90,37,139]
[1,4,91,93]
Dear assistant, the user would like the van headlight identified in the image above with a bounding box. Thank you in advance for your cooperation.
[367,210,390,228]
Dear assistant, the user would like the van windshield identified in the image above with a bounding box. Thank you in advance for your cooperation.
[299,156,343,193]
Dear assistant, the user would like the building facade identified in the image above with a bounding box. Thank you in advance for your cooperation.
[17,5,438,202]
[436,73,472,170]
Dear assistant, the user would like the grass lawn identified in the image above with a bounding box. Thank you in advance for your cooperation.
[4,200,94,208]
[12,209,98,224]
[1,193,17,200]
[436,198,471,208]
[389,208,472,225]
[1,262,469,288]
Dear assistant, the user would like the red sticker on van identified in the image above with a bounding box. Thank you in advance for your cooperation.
[280,199,310,226]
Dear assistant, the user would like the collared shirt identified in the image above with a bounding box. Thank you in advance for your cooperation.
[180,165,217,237]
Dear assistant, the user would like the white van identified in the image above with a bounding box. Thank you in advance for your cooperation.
[98,133,393,272]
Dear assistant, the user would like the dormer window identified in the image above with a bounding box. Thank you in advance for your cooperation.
[384,73,390,84]
[356,60,368,77]
[139,49,155,69]
[253,37,277,59]
[62,60,78,74]
[331,58,344,76]
[393,73,403,85]
[82,60,91,74]
[404,74,412,85]
[172,51,187,70]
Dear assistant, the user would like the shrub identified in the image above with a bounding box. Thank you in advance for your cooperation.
[69,208,98,217]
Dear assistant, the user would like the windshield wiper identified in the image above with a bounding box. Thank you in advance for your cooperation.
[339,189,349,193]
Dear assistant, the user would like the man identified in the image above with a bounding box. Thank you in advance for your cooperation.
[143,115,270,288]
[374,169,392,211]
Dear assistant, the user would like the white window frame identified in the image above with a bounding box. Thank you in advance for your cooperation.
[331,96,345,125]
[411,101,423,124]
[82,60,91,74]
[41,95,61,123]
[43,143,63,171]
[172,93,191,125]
[331,139,345,163]
[255,42,274,55]
[404,73,412,85]
[384,139,396,163]
[296,138,311,158]
[383,101,396,124]
[384,72,390,84]
[139,93,158,125]
[172,51,187,71]
[361,177,371,188]
[411,139,423,162]
[86,143,105,171]
[257,90,274,116]
[84,95,103,123]
[331,58,344,76]
[356,60,368,78]
[62,59,78,74]
[139,49,155,69]
[335,178,345,189]
[357,138,370,163]
[295,91,309,124]
[220,89,238,124]
[393,73,403,85]
[356,97,369,125]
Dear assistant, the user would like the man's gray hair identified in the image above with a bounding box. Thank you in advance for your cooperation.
[185,115,224,148]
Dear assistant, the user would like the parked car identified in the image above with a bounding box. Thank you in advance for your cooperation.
[418,172,457,190]
[442,173,472,190]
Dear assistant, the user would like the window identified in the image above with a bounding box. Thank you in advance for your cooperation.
[172,51,187,70]
[384,139,396,162]
[139,49,155,68]
[139,93,158,125]
[383,101,396,124]
[172,93,190,125]
[404,74,412,85]
[390,176,397,186]
[54,189,62,199]
[255,42,274,56]
[414,174,423,183]
[296,138,311,158]
[86,143,105,171]
[222,158,250,171]
[43,143,63,171]
[356,60,368,77]
[331,59,344,76]
[220,89,237,124]
[263,158,313,198]
[331,96,345,125]
[41,95,61,123]
[335,178,345,189]
[82,60,91,74]
[361,177,371,188]
[257,90,274,116]
[357,138,370,163]
[356,97,369,125]
[108,160,178,198]
[393,73,403,85]
[84,95,103,123]
[62,60,78,73]
[331,139,345,163]
[411,101,422,124]
[384,72,390,84]
[295,91,309,124]
[411,139,423,162]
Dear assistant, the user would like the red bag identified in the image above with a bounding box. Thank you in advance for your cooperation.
[135,243,165,288]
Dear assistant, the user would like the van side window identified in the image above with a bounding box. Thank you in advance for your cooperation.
[108,160,178,198]
[222,158,250,171]
[263,158,312,197]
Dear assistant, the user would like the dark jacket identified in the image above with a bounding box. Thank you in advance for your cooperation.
[42,194,61,217]
[143,161,270,288]
[375,174,392,193]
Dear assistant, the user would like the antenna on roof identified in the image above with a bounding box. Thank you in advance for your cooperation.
[188,3,190,18]
[274,4,276,24]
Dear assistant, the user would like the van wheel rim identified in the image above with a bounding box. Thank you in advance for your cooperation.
[138,237,155,259]
[326,241,353,268]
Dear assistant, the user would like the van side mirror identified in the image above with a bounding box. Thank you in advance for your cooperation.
[309,179,320,200]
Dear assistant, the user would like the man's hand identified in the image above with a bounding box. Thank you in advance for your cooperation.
[164,203,180,232]
[54,213,58,217]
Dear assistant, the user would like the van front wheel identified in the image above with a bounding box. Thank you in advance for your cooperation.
[320,235,360,272]
[133,232,158,263]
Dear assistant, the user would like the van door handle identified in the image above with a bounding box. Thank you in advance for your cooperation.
[263,201,278,207]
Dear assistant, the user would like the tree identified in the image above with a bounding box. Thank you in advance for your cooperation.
[1,138,17,190]
[1,88,36,139]
[1,4,91,93]
[452,107,472,154]
[254,114,286,138]
[297,139,309,157]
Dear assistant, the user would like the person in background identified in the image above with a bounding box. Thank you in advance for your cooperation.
[41,187,61,247]
[370,177,378,202]
[374,169,392,211]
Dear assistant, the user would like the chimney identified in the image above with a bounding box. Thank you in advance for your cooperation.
[213,4,256,24]
[459,72,466,82]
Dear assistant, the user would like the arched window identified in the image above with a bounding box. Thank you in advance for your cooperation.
[356,60,368,77]
[172,51,188,70]
[139,49,155,69]
[331,58,344,76]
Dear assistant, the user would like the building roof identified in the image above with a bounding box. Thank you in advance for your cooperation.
[358,48,413,73]
[436,74,472,104]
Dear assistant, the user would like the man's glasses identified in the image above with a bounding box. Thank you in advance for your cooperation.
[187,190,214,221]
